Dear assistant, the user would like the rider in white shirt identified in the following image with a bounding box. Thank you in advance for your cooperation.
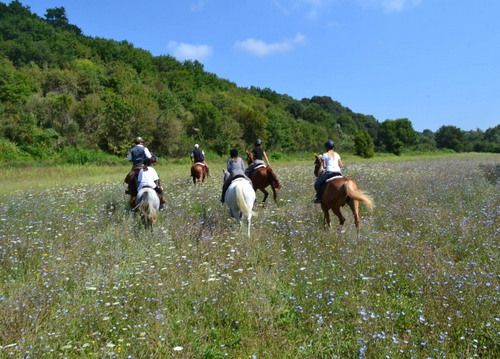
[314,139,344,203]
[137,156,165,209]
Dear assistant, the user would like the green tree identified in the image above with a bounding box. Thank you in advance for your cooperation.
[353,130,375,158]
[378,118,417,155]
[435,125,465,152]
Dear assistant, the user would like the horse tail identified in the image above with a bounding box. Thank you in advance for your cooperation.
[267,167,281,189]
[344,180,374,209]
[235,184,255,218]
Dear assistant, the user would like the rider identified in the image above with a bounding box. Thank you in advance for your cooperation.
[137,156,165,210]
[245,138,270,177]
[220,148,250,203]
[190,143,209,176]
[125,136,153,206]
[313,139,344,203]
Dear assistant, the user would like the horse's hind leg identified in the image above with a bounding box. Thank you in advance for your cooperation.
[347,198,360,229]
[271,186,277,202]
[246,215,252,237]
[321,205,331,229]
[332,206,345,226]
[260,188,269,204]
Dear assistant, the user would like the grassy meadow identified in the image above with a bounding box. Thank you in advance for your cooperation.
[0,154,499,358]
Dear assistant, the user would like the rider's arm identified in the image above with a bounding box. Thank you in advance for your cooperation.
[144,147,152,159]
[320,154,327,170]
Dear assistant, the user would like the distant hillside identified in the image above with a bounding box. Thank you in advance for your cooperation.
[0,1,497,162]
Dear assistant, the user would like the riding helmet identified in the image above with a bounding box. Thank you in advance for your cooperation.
[255,139,262,146]
[230,148,238,158]
[135,136,144,144]
[325,139,335,150]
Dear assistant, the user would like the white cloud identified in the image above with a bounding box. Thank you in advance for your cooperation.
[274,0,421,16]
[190,0,207,12]
[273,0,334,19]
[235,33,306,57]
[357,0,422,13]
[167,41,213,61]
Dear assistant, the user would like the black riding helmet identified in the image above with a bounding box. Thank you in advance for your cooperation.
[230,148,238,158]
[255,139,262,146]
[324,139,335,150]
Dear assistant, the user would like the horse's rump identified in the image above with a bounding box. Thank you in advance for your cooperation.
[235,183,253,217]
[191,162,207,180]
[137,188,160,227]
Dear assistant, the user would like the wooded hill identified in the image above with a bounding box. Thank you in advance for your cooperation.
[0,1,498,163]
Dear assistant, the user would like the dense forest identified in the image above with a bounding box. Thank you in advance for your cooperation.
[0,1,498,164]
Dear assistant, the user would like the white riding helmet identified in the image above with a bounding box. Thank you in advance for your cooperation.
[194,144,199,149]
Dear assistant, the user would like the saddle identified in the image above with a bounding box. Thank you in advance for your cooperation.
[325,175,343,183]
[194,162,206,167]
[230,174,250,184]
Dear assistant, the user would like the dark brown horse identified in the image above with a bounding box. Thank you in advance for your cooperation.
[246,151,281,204]
[191,163,208,185]
[314,155,373,230]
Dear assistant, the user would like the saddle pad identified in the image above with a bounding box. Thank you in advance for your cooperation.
[194,162,206,166]
[325,175,343,183]
[254,164,266,170]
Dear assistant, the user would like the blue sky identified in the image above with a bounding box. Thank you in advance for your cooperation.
[17,0,500,132]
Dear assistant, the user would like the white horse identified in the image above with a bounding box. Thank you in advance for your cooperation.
[224,174,256,237]
[136,188,160,230]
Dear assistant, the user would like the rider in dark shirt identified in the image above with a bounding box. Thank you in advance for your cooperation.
[245,139,270,177]
[190,144,210,176]
[124,137,153,208]
[221,148,250,203]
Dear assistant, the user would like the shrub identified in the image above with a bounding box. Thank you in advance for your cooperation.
[0,138,32,162]
[57,147,125,165]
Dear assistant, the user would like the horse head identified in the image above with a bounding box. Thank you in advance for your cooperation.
[267,167,281,190]
[246,150,254,165]
[314,154,324,177]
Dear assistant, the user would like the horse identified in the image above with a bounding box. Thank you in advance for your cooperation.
[136,187,160,230]
[314,155,374,231]
[191,162,208,185]
[223,171,256,237]
[246,151,281,204]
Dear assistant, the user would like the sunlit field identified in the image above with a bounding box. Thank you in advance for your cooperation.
[1,154,498,358]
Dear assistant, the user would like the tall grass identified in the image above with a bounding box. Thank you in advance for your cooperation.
[0,154,498,357]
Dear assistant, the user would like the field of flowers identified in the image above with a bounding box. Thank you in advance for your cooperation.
[1,155,498,358]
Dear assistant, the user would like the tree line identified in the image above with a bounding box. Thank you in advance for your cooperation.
[0,1,498,164]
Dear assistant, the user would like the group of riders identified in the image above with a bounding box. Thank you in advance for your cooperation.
[124,136,344,209]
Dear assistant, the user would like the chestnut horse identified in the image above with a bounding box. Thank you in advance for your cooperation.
[191,163,208,185]
[246,151,281,204]
[314,155,373,230]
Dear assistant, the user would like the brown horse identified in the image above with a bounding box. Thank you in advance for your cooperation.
[246,151,281,204]
[191,163,208,185]
[314,155,373,230]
